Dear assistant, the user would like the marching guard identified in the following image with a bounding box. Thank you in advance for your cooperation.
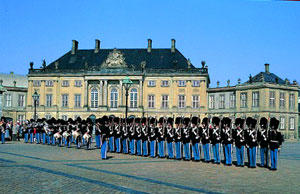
[135,118,142,156]
[129,118,136,155]
[221,117,233,166]
[191,116,200,162]
[114,117,121,153]
[233,118,246,167]
[157,117,166,158]
[258,117,269,167]
[174,117,183,160]
[200,118,210,163]
[210,117,221,164]
[142,117,149,157]
[182,117,191,161]
[246,117,258,168]
[149,117,157,158]
[121,118,129,154]
[100,116,109,159]
[166,117,174,159]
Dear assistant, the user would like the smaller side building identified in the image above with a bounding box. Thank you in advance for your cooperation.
[207,64,299,140]
[0,72,28,122]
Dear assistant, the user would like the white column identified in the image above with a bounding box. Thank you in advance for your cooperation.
[99,80,103,106]
[120,80,123,106]
[84,80,88,107]
[104,80,108,106]
[139,79,143,107]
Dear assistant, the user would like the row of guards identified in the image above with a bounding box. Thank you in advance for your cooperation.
[1,115,283,171]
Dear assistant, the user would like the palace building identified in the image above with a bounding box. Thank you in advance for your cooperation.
[207,64,299,139]
[27,39,210,121]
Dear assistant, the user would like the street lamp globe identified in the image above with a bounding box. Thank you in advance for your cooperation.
[123,76,133,90]
[32,90,40,101]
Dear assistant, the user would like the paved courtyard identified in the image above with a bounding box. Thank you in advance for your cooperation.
[0,141,299,194]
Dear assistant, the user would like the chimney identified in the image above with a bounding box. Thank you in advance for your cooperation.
[201,61,206,68]
[10,71,14,75]
[13,81,16,87]
[171,39,176,53]
[94,39,100,53]
[71,40,78,55]
[30,62,34,70]
[265,63,270,74]
[147,39,152,53]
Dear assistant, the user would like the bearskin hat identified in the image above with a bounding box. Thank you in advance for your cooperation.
[213,117,221,126]
[175,117,182,125]
[76,117,82,123]
[150,117,156,124]
[251,118,257,128]
[141,117,147,124]
[114,117,120,123]
[246,117,253,127]
[135,117,141,123]
[167,117,173,125]
[260,117,268,129]
[270,117,279,130]
[183,117,190,125]
[192,116,199,125]
[158,117,164,124]
[202,117,208,125]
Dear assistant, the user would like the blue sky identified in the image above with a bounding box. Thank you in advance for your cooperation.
[0,0,299,87]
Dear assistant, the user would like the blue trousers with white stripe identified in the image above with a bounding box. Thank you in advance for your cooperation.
[158,140,165,157]
[130,139,136,155]
[109,136,115,152]
[249,146,257,167]
[167,142,174,159]
[42,133,46,144]
[1,133,5,144]
[101,140,107,159]
[175,142,182,159]
[122,139,128,154]
[270,149,278,170]
[260,147,269,167]
[212,143,220,163]
[30,133,34,143]
[203,143,210,162]
[137,139,142,156]
[236,146,245,166]
[192,143,200,161]
[115,137,121,153]
[150,140,156,157]
[184,142,191,160]
[24,133,28,143]
[224,144,232,165]
[143,140,148,156]
[95,135,101,148]
[36,133,40,144]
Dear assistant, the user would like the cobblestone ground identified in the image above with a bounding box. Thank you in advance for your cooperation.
[0,141,299,194]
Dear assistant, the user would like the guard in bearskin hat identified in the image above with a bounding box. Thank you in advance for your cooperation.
[258,117,269,167]
[95,118,102,149]
[135,117,142,156]
[166,117,174,159]
[113,117,122,153]
[108,116,115,153]
[268,117,284,171]
[141,117,149,157]
[120,118,128,154]
[157,117,166,158]
[129,117,136,155]
[174,117,183,160]
[191,116,200,162]
[100,116,109,159]
[233,118,246,167]
[245,117,258,168]
[210,117,221,164]
[149,117,158,158]
[182,117,191,161]
[200,117,210,162]
[221,117,233,165]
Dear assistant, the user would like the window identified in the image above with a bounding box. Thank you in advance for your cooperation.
[289,94,295,109]
[62,115,68,121]
[74,80,82,87]
[178,95,186,108]
[45,114,51,120]
[148,80,156,87]
[91,89,98,108]
[130,88,138,108]
[18,95,25,107]
[33,80,41,87]
[17,115,25,122]
[5,94,12,107]
[209,95,215,109]
[178,80,186,87]
[280,117,285,130]
[62,80,69,87]
[192,95,199,109]
[161,80,169,87]
[62,94,69,107]
[148,95,155,108]
[74,94,81,108]
[280,93,285,108]
[219,94,225,109]
[45,80,53,87]
[192,80,200,87]
[252,92,259,107]
[161,95,169,108]
[46,94,53,107]
[269,91,275,108]
[240,93,247,108]
[110,88,118,108]
[289,117,295,130]
[230,94,236,108]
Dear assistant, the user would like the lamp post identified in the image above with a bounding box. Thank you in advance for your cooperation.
[32,90,40,121]
[122,76,133,124]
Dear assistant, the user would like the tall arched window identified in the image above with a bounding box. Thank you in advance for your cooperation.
[110,88,118,108]
[130,88,138,108]
[91,88,98,108]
